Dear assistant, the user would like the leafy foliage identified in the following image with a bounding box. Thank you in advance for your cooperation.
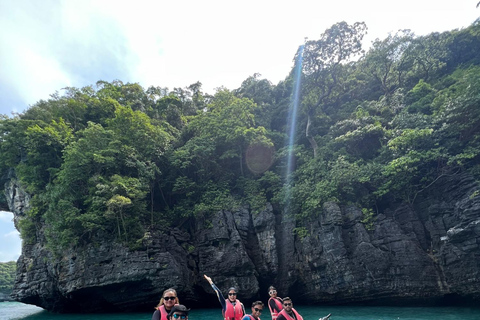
[0,261,16,295]
[1,20,480,251]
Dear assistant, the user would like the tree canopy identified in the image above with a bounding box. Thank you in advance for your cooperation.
[0,261,16,295]
[1,20,480,252]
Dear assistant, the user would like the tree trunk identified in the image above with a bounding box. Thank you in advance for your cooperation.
[119,209,128,243]
[150,184,154,227]
[306,112,318,158]
[239,145,244,176]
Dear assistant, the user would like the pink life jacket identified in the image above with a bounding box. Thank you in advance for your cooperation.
[268,297,283,320]
[278,308,303,320]
[158,305,169,320]
[223,299,244,320]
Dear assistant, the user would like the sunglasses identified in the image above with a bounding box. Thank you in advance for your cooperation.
[164,296,176,301]
[254,308,263,313]
[228,293,237,296]
[283,303,292,306]
[173,314,187,319]
[269,290,277,294]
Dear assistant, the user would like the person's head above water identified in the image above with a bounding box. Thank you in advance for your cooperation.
[227,287,238,302]
[282,297,293,312]
[268,285,277,297]
[251,301,264,319]
[156,288,180,310]
[168,304,190,320]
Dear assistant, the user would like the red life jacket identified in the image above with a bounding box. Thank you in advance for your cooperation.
[278,308,303,320]
[223,299,244,320]
[268,297,283,320]
[158,305,169,320]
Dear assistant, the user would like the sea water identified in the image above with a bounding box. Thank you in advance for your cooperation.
[1,302,480,320]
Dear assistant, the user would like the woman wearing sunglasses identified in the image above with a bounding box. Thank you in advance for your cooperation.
[267,286,283,320]
[242,301,264,320]
[204,274,246,320]
[152,288,181,320]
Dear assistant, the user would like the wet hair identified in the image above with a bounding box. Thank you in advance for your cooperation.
[228,287,237,293]
[282,297,292,303]
[156,288,180,308]
[252,300,264,308]
[268,286,276,292]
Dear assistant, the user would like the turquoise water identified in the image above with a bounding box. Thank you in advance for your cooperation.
[1,302,480,320]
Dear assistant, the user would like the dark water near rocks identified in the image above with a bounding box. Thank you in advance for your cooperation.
[2,302,480,320]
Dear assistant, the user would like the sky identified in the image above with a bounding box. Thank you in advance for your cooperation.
[0,0,479,262]
[0,211,21,262]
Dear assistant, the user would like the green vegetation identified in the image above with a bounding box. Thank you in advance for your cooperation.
[0,261,16,295]
[361,208,376,231]
[1,20,480,253]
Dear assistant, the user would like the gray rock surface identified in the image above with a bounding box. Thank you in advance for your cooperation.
[4,173,480,312]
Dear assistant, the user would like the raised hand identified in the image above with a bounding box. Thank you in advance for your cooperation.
[203,274,213,285]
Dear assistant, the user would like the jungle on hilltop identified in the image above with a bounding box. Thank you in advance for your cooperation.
[1,20,480,256]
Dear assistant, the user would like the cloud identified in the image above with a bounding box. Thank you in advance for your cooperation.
[4,230,20,238]
[0,1,71,114]
[0,230,21,263]
[0,211,13,223]
[0,252,20,263]
[1,0,478,116]
[0,0,135,115]
[0,211,20,262]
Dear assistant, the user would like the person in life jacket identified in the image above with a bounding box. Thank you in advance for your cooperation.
[204,274,246,320]
[276,297,303,320]
[152,288,181,320]
[241,301,264,320]
[267,286,283,320]
[167,304,190,320]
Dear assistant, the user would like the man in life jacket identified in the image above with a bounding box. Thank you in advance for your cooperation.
[276,297,303,320]
[241,301,264,320]
[204,274,246,320]
[167,304,190,320]
[267,286,283,320]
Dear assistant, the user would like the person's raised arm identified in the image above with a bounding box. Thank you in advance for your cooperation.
[204,274,227,312]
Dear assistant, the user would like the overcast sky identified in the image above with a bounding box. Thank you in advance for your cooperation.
[0,0,479,262]
[0,211,21,262]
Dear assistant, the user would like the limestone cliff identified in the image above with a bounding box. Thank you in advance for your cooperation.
[5,173,480,312]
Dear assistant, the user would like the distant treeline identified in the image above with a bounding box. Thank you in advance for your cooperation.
[1,19,480,253]
[0,261,16,295]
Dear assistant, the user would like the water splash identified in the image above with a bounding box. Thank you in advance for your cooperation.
[284,44,305,213]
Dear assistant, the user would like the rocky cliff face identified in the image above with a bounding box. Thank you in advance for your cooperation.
[5,173,480,312]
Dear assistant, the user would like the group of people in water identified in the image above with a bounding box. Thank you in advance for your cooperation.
[151,274,331,320]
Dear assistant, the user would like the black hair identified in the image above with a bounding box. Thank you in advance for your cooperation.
[251,301,264,308]
[167,304,190,319]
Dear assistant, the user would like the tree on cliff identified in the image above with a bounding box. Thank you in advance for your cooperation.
[301,21,367,157]
[1,20,480,251]
[0,261,16,296]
